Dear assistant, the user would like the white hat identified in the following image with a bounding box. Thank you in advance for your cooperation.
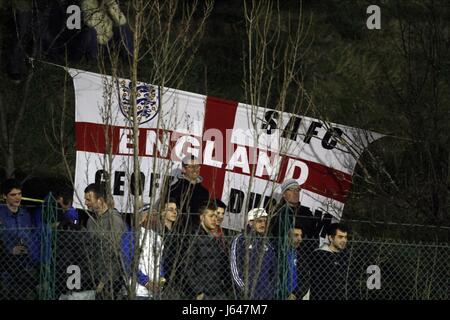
[247,208,268,222]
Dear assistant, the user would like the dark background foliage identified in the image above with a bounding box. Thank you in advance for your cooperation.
[0,0,448,241]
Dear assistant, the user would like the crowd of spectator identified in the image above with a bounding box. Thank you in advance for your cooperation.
[0,156,350,300]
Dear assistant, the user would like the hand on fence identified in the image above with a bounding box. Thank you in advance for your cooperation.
[96,281,105,294]
[12,245,28,255]
[196,293,205,300]
[145,280,162,293]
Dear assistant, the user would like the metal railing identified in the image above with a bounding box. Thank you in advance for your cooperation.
[0,226,448,300]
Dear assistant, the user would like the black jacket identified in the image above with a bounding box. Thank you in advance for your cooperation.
[309,246,349,300]
[269,201,318,240]
[292,244,312,300]
[161,227,187,285]
[168,176,210,229]
[184,226,232,298]
[55,224,95,294]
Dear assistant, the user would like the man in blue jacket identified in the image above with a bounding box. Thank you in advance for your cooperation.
[0,178,39,299]
[230,208,277,300]
[33,187,80,228]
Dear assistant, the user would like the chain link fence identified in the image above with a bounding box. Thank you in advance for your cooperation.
[1,226,448,300]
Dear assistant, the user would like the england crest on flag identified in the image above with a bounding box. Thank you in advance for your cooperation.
[117,79,160,125]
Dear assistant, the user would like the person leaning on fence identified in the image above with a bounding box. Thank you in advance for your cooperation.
[184,203,233,300]
[0,178,40,299]
[168,155,210,233]
[230,208,277,300]
[309,223,349,300]
[84,183,126,300]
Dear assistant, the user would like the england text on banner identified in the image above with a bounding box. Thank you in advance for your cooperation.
[68,68,383,233]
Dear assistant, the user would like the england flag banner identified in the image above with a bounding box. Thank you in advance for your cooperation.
[70,68,383,235]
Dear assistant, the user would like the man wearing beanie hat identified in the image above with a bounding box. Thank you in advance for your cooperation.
[280,179,300,194]
[269,179,316,240]
[230,208,277,300]
[268,178,317,300]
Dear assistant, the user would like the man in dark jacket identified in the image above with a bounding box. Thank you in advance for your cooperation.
[168,155,210,232]
[309,223,349,300]
[230,208,277,300]
[184,203,232,300]
[269,179,318,299]
[269,179,317,241]
[55,218,94,298]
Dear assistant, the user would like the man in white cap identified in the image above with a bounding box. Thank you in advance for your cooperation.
[230,208,277,300]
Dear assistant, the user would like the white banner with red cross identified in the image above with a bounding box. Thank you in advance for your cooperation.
[69,69,383,233]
